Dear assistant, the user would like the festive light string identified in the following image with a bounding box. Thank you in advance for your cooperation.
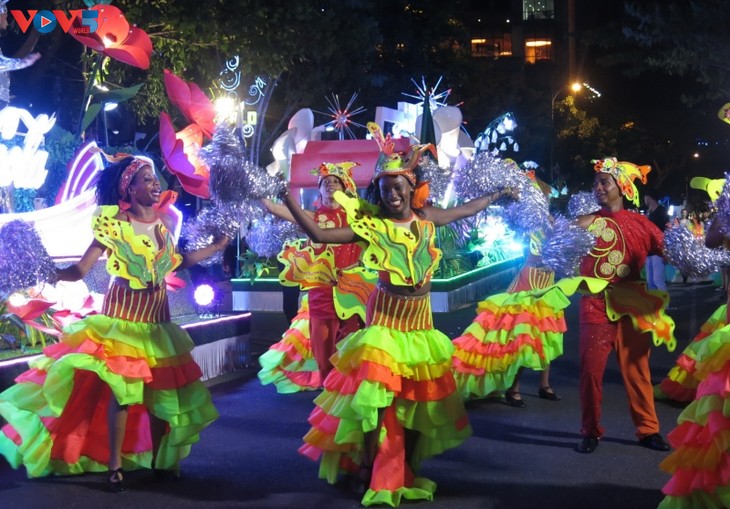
[216,56,267,139]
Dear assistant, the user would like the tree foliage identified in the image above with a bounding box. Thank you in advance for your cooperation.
[613,0,730,106]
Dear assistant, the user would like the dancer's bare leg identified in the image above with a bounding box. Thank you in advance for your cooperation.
[107,395,128,490]
[505,367,526,406]
[540,365,551,389]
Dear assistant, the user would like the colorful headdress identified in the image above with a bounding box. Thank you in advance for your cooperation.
[367,122,436,208]
[690,176,726,202]
[310,161,359,196]
[718,103,730,126]
[592,157,651,207]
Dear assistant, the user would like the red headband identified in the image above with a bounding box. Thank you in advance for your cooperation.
[118,159,148,197]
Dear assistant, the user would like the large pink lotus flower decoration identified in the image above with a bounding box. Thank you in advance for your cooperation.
[164,70,216,138]
[159,70,217,199]
[160,112,211,199]
[5,296,61,337]
[70,5,153,69]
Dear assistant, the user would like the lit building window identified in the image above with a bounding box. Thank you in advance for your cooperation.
[471,35,512,58]
[524,38,552,63]
[523,0,555,20]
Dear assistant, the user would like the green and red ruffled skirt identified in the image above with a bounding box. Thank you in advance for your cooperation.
[258,295,323,393]
[299,288,471,507]
[655,305,729,403]
[0,284,218,477]
[452,266,570,399]
[659,317,730,509]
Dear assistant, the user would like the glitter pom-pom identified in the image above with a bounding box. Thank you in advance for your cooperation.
[663,224,730,278]
[200,123,285,203]
[246,216,303,258]
[418,158,453,205]
[452,153,523,201]
[183,201,264,265]
[540,215,596,278]
[568,191,600,218]
[0,220,57,295]
[501,177,549,234]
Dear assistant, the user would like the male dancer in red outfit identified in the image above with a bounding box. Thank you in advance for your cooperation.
[574,158,672,454]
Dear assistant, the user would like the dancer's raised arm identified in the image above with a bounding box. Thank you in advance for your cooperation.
[282,190,357,244]
[423,187,519,226]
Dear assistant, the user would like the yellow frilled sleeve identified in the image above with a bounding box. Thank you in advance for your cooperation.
[334,191,441,289]
[92,205,182,290]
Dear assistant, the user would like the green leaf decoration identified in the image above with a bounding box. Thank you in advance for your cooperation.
[81,103,102,133]
[93,83,145,105]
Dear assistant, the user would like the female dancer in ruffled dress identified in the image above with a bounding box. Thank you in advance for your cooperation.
[282,124,517,507]
[0,156,228,491]
[658,215,730,508]
[258,162,373,392]
[451,172,568,406]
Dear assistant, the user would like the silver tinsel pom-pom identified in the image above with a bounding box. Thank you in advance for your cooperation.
[0,220,57,295]
[663,224,730,278]
[182,201,264,266]
[540,215,596,278]
[452,152,523,201]
[200,123,285,203]
[246,216,304,258]
[418,158,453,205]
[568,191,600,218]
[501,177,550,235]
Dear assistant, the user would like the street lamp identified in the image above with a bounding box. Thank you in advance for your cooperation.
[549,82,583,184]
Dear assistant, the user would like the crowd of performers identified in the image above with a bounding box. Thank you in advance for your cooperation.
[256,132,730,508]
[0,124,729,508]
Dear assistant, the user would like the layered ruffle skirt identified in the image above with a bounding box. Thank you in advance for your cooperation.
[451,266,570,399]
[0,284,218,477]
[655,305,729,403]
[257,295,323,393]
[659,317,730,509]
[299,288,471,507]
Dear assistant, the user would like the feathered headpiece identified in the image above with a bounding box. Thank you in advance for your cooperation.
[592,157,651,207]
[367,122,436,208]
[310,161,359,196]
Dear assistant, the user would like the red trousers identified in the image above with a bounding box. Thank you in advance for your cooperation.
[578,318,660,439]
[309,315,361,381]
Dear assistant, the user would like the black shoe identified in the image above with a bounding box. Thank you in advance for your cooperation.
[538,386,562,401]
[638,433,670,451]
[575,436,599,453]
[505,391,527,408]
[108,468,126,492]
